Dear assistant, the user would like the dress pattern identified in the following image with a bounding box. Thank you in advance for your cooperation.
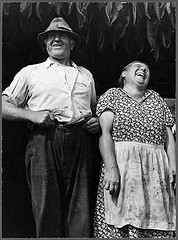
[94,88,176,238]
[96,88,174,145]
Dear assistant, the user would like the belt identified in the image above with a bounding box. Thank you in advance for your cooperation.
[55,120,85,128]
[28,120,85,130]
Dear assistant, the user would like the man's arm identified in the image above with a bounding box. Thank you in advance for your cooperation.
[99,110,120,195]
[2,95,53,127]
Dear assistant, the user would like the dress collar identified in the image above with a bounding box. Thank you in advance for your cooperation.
[119,88,152,102]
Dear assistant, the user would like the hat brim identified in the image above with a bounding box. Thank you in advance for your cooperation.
[37,29,81,47]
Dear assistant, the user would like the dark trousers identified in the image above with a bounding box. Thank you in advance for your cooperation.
[25,124,94,237]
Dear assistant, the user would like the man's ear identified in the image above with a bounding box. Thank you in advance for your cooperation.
[70,40,75,50]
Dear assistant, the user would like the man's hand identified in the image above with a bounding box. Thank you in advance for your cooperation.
[82,117,100,134]
[30,110,54,128]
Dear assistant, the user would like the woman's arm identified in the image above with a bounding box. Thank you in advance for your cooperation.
[165,127,176,175]
[99,110,120,195]
[165,127,176,190]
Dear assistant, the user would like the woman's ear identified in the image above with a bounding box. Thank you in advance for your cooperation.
[122,71,126,78]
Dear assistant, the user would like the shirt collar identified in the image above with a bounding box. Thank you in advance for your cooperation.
[44,57,78,70]
[44,58,90,80]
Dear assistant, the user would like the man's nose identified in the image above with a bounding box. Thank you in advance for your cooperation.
[54,34,62,40]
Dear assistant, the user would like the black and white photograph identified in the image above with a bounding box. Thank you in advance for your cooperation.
[1,1,176,238]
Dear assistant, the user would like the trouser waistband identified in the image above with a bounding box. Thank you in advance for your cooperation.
[28,120,85,130]
[54,120,85,128]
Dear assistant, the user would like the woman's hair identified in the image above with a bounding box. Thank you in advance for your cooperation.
[117,61,149,88]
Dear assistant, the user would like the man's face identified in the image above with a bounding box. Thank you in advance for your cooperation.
[45,32,75,60]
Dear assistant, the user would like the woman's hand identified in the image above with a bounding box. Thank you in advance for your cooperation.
[103,166,120,195]
[171,173,176,195]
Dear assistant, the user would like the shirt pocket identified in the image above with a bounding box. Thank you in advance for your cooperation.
[75,78,91,94]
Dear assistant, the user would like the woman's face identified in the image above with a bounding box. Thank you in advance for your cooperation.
[123,62,150,89]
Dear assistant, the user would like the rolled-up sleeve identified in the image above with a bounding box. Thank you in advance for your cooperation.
[2,67,29,107]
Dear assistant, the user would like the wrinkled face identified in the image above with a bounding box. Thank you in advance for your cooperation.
[123,62,150,88]
[44,32,75,61]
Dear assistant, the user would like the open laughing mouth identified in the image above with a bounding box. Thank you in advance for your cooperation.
[52,42,63,48]
[135,71,145,78]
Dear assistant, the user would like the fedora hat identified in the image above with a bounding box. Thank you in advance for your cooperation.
[37,17,81,47]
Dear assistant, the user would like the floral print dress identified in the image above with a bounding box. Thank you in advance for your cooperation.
[94,88,176,238]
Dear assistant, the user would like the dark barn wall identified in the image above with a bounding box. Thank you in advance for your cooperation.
[2,2,175,237]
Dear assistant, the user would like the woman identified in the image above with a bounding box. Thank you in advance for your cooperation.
[94,61,176,238]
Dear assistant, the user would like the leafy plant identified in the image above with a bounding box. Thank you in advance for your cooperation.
[3,2,176,61]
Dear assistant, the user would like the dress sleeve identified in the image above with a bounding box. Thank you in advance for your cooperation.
[2,67,30,107]
[96,88,117,117]
[162,99,174,127]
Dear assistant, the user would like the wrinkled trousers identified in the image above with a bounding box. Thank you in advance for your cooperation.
[25,124,94,237]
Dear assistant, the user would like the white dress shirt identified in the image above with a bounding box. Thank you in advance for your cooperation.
[2,58,97,124]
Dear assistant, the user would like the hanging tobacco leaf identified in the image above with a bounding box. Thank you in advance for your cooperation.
[105,2,124,27]
[3,2,176,61]
[96,8,108,50]
[115,2,124,12]
[76,2,90,29]
[66,2,74,16]
[165,2,171,15]
[3,2,10,15]
[153,2,161,22]
[132,2,137,25]
[53,2,63,16]
[35,2,54,25]
[170,3,175,29]
[143,2,151,19]
[3,3,20,47]
[77,2,90,19]
[109,6,130,50]
[97,2,107,12]
[152,45,159,62]
[85,25,91,46]
[146,18,157,50]
[85,4,98,46]
[119,6,131,39]
[109,5,119,26]
[20,2,28,16]
[86,3,95,25]
[97,27,105,50]
[134,14,145,55]
[160,2,166,19]
[110,2,124,26]
[161,30,171,49]
[136,2,144,18]
[105,2,112,26]
[20,2,33,19]
[161,13,173,49]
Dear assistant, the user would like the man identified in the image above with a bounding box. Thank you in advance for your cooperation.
[2,17,99,238]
